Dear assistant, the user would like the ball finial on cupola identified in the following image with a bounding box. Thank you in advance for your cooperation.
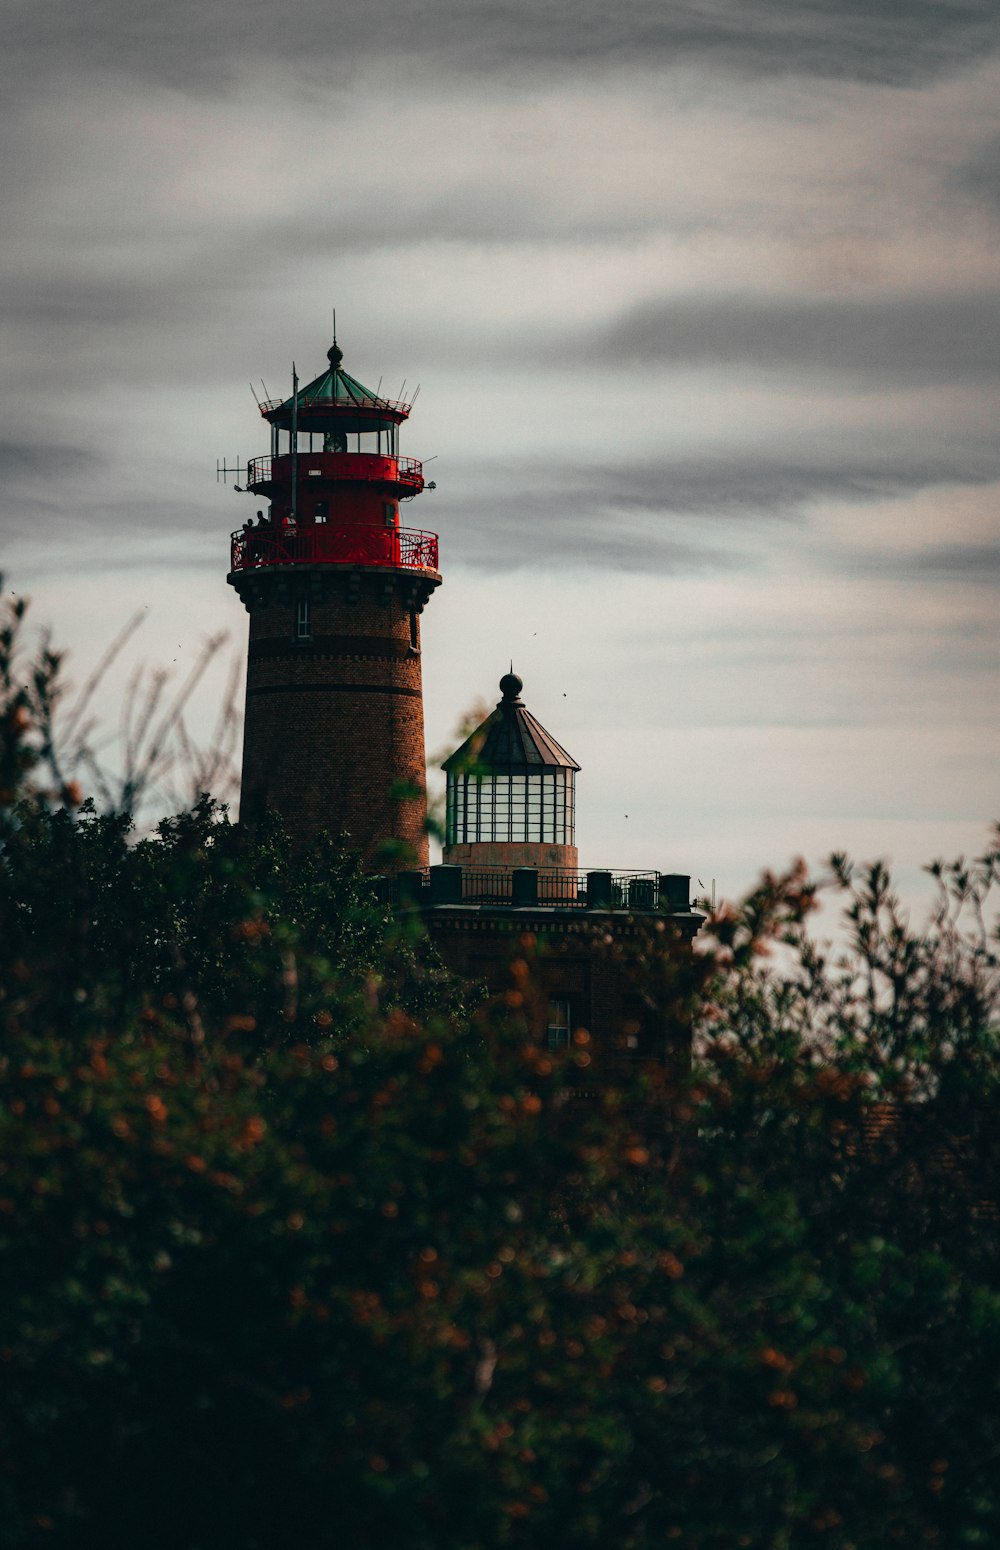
[499,671,523,701]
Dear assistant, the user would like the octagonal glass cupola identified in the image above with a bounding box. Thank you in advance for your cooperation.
[442,673,579,871]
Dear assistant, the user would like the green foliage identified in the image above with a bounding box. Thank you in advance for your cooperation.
[2,590,1000,1549]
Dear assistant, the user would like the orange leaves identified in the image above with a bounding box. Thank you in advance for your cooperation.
[657,1251,685,1280]
[233,916,269,943]
[225,1014,257,1033]
[240,1115,266,1147]
[383,1008,419,1040]
[928,1459,949,1491]
[144,1095,168,1122]
[209,1171,242,1194]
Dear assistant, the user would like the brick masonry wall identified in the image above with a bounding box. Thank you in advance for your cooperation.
[442,841,579,871]
[425,911,696,1080]
[235,566,438,868]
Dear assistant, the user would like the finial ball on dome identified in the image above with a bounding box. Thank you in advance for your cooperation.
[499,671,523,699]
[327,342,344,367]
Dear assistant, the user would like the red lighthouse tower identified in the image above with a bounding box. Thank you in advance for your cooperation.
[227,336,440,868]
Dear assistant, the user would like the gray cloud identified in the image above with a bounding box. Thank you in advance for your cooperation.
[0,440,99,482]
[954,135,1000,215]
[5,0,998,97]
[851,541,1000,584]
[432,450,1000,570]
[590,292,1000,384]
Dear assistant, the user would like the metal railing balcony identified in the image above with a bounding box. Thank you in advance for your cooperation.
[246,452,423,491]
[382,866,679,912]
[230,524,439,574]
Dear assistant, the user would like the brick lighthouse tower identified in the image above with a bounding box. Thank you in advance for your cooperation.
[227,335,440,868]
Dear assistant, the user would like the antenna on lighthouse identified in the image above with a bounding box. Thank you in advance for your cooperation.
[290,362,299,521]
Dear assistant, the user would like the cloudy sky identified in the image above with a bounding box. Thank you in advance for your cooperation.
[4,0,999,912]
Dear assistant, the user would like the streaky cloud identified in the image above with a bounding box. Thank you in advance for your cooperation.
[591,292,1000,383]
[4,0,999,96]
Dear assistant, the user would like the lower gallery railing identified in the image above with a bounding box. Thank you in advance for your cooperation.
[230,525,439,573]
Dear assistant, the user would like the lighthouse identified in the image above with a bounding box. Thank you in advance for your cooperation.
[227,336,440,868]
[225,323,701,1076]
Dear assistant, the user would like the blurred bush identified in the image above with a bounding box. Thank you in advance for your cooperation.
[1,587,999,1550]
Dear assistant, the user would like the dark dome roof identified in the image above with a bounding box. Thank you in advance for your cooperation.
[442,675,579,774]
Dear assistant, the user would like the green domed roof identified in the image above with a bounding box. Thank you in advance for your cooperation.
[262,342,411,435]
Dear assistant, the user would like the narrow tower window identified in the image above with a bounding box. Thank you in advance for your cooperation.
[409,609,419,652]
[295,599,312,642]
[546,997,572,1051]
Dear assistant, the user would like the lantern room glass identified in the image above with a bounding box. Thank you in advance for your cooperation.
[446,770,575,846]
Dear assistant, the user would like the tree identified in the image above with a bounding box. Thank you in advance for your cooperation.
[2,589,999,1549]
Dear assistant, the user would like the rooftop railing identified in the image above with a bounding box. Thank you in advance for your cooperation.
[230,524,439,574]
[379,865,691,913]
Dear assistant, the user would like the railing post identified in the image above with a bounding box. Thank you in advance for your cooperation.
[659,874,690,912]
[397,870,427,908]
[511,867,538,907]
[429,864,463,905]
[586,870,614,909]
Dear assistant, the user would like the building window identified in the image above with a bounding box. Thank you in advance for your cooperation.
[384,501,397,527]
[409,609,419,652]
[546,997,572,1051]
[445,769,576,846]
[295,599,312,642]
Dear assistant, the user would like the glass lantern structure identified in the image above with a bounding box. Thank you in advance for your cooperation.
[442,673,579,871]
